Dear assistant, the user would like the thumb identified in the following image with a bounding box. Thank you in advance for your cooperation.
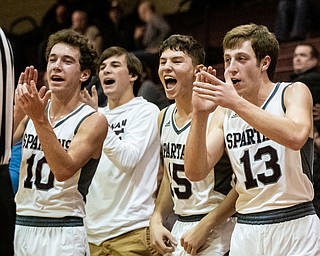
[167,232,178,246]
[43,90,52,105]
[38,86,47,98]
[92,85,98,98]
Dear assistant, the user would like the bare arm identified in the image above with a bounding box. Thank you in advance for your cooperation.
[195,72,313,150]
[185,106,226,181]
[150,108,177,254]
[229,82,312,150]
[150,168,177,254]
[16,77,108,181]
[180,187,237,254]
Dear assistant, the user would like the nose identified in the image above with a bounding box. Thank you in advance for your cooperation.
[52,59,62,71]
[161,60,173,71]
[101,65,111,75]
[225,59,238,74]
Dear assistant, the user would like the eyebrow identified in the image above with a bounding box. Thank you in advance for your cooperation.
[49,53,76,61]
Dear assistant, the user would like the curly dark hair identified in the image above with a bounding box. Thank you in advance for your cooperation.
[45,29,97,88]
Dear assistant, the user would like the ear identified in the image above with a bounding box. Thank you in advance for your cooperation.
[194,64,204,75]
[261,56,271,71]
[130,73,138,82]
[80,69,91,82]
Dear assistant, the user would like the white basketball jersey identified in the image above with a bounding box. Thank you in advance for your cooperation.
[15,102,99,218]
[160,104,232,216]
[224,82,314,214]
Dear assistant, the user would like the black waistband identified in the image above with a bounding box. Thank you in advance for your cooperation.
[16,215,83,227]
[237,201,316,225]
[177,213,207,222]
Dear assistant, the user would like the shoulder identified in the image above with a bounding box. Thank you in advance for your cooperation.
[135,97,160,112]
[80,111,108,133]
[283,81,313,106]
[284,81,311,94]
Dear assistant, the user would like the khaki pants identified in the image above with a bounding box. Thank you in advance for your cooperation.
[90,227,160,256]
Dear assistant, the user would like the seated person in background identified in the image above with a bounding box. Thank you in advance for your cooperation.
[133,0,171,75]
[290,42,320,218]
[290,43,320,106]
[274,0,310,42]
[138,61,172,110]
[71,8,104,55]
[98,0,137,51]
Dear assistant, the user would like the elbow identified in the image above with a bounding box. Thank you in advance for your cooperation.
[185,167,206,182]
[53,168,75,182]
[285,135,309,151]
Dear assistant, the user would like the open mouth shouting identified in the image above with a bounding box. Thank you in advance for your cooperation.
[103,78,115,86]
[164,76,177,90]
[51,75,65,82]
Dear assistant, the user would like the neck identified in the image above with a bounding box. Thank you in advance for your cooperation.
[108,92,135,110]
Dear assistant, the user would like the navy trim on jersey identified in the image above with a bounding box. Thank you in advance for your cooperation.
[171,106,191,135]
[237,201,315,225]
[74,111,96,135]
[53,104,88,129]
[301,137,314,181]
[177,213,207,222]
[16,215,83,227]
[262,82,280,110]
[281,83,292,113]
[159,106,170,137]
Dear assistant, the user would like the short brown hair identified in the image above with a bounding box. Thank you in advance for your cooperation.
[97,46,143,95]
[223,24,279,80]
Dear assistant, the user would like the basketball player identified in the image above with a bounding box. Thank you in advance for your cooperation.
[13,29,108,255]
[185,24,320,255]
[149,34,236,255]
[82,47,160,255]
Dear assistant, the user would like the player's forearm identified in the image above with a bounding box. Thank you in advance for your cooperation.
[234,96,311,150]
[200,187,237,229]
[33,118,77,181]
[13,105,26,135]
[152,171,174,223]
[185,112,210,181]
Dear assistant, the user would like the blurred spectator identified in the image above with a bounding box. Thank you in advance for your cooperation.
[290,43,320,106]
[71,8,104,55]
[274,0,309,42]
[38,1,72,73]
[138,62,171,110]
[134,0,170,54]
[290,42,320,218]
[41,1,71,37]
[98,0,137,51]
[133,0,170,74]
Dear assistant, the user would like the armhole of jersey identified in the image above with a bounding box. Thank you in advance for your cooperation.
[74,111,96,135]
[281,82,293,113]
[159,106,170,137]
